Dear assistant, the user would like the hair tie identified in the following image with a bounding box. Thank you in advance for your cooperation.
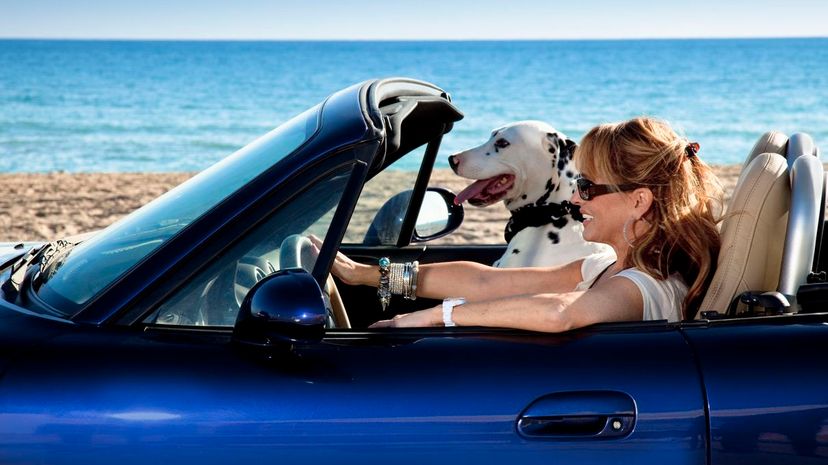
[685,141,700,159]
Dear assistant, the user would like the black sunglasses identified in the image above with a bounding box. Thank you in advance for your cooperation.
[574,177,638,201]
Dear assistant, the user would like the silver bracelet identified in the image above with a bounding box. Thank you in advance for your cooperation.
[387,261,419,300]
[388,263,406,295]
[405,261,419,300]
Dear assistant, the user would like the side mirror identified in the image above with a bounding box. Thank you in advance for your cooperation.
[233,268,326,348]
[412,188,464,242]
[363,187,464,245]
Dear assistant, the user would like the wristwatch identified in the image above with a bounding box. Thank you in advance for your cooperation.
[442,297,466,327]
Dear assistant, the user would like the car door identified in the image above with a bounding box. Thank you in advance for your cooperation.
[682,314,828,464]
[0,315,706,465]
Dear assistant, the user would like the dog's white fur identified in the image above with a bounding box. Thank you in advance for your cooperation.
[450,121,611,268]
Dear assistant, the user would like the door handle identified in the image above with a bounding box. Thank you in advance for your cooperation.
[517,391,636,439]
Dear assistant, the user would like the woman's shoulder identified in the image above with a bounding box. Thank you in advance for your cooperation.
[613,268,686,322]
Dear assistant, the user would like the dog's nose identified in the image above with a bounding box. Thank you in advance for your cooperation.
[448,155,460,173]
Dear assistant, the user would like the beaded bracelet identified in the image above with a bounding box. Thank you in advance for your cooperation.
[377,257,391,312]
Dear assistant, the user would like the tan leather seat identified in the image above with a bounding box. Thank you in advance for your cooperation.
[699,132,790,315]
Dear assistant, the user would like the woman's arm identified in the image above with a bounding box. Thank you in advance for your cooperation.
[414,259,584,301]
[316,235,586,301]
[371,275,644,332]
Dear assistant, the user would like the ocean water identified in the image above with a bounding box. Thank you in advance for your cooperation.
[1,39,827,173]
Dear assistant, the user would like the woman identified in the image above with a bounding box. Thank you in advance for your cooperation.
[320,116,722,332]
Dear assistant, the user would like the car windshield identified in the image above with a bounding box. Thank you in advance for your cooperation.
[37,105,320,313]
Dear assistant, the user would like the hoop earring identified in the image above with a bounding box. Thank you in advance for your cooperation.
[623,217,651,248]
[623,217,636,247]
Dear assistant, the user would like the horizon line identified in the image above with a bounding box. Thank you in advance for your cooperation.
[1,35,826,42]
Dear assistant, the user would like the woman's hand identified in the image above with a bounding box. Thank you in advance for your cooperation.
[369,306,441,328]
[308,234,377,286]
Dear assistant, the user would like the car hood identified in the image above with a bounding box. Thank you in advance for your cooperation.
[0,231,95,272]
[0,293,76,382]
[0,239,85,379]
[0,242,43,271]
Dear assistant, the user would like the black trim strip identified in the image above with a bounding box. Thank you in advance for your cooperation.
[312,160,369,286]
[396,130,445,247]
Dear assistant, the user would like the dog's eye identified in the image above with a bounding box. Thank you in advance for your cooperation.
[494,138,510,149]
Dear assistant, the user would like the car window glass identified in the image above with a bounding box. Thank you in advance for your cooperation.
[37,105,321,314]
[144,164,352,327]
[343,146,423,245]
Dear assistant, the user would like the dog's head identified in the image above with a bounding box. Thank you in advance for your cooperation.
[449,121,578,209]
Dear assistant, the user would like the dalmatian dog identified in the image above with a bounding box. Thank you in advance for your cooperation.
[448,121,611,268]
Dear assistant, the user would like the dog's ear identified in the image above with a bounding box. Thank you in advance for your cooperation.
[545,132,561,154]
[563,139,578,159]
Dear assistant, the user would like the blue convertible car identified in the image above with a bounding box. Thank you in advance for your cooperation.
[1,78,827,464]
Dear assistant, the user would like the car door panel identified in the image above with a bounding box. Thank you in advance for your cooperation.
[682,316,828,464]
[0,322,705,464]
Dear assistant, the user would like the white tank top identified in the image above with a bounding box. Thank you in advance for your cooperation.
[574,252,687,322]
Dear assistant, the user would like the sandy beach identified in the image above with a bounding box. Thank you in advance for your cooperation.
[0,167,743,243]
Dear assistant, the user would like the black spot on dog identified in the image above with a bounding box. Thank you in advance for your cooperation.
[521,194,527,200]
[533,178,558,206]
[534,177,559,206]
[546,133,561,167]
[512,249,521,254]
[557,158,567,171]
[547,231,560,244]
[566,170,574,178]
[558,139,577,166]
[551,216,568,228]
[546,133,560,152]
[486,152,491,156]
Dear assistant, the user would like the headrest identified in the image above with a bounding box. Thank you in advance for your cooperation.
[743,131,788,170]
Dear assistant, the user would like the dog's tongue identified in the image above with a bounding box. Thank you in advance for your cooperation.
[454,175,514,205]
[454,179,493,205]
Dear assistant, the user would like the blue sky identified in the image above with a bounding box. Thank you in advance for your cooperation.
[1,0,826,40]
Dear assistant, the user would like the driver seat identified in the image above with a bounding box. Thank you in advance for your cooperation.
[699,131,825,316]
[699,132,790,315]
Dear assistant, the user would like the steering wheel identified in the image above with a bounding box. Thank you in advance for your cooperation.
[233,256,275,308]
[279,234,350,329]
[190,255,275,326]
